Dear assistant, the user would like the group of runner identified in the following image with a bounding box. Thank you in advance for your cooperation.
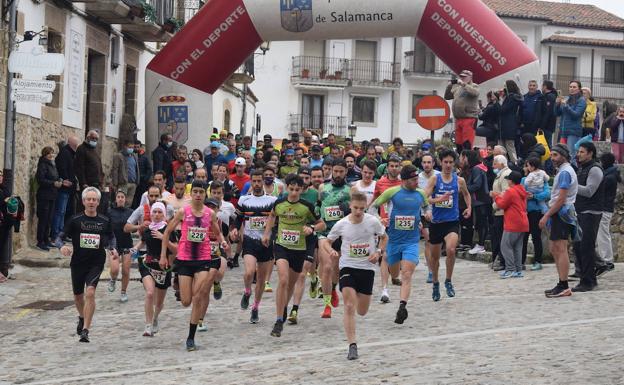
[57,149,472,360]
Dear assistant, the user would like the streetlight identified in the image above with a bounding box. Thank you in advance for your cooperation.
[348,122,357,140]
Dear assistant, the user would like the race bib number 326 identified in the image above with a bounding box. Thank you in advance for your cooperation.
[349,243,370,258]
[79,233,100,249]
[280,229,300,245]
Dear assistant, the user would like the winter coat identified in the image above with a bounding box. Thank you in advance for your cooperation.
[556,94,586,138]
[494,183,529,232]
[444,82,480,119]
[491,167,512,216]
[55,144,77,192]
[466,165,490,207]
[582,99,597,129]
[602,166,622,213]
[540,90,557,133]
[526,143,546,161]
[138,152,152,185]
[111,150,139,188]
[499,93,524,140]
[75,142,103,188]
[521,91,543,133]
[477,101,501,140]
[604,116,624,143]
[522,176,551,213]
[152,143,173,178]
[36,157,60,201]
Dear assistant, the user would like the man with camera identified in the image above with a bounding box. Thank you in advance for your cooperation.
[445,70,480,153]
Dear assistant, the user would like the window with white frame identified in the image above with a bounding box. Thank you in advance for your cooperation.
[410,93,426,121]
[352,96,376,125]
[605,59,624,84]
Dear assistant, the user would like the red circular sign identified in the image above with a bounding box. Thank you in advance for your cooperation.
[414,95,451,131]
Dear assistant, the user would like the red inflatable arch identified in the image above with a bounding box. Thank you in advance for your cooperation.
[145,0,539,148]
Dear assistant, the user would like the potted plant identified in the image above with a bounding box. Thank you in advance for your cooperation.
[163,17,184,33]
[301,68,310,78]
[126,0,145,18]
[334,70,343,79]
[140,0,157,24]
[319,68,328,79]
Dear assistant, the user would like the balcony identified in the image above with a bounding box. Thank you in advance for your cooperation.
[228,56,255,84]
[288,114,348,137]
[291,56,400,89]
[84,0,132,24]
[545,75,624,104]
[403,50,452,79]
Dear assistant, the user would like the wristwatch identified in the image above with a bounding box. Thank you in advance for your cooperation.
[376,248,383,255]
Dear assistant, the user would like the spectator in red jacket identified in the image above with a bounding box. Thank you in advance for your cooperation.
[230,157,250,207]
[492,171,529,278]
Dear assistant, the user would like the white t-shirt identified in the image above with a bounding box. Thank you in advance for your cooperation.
[418,170,440,190]
[327,213,385,271]
[139,190,171,207]
[218,200,236,227]
[352,180,376,210]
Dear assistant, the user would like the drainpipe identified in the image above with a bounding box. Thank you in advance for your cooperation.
[390,37,399,141]
[547,46,552,79]
[590,48,594,91]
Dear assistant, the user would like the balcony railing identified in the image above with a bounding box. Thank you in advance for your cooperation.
[289,114,347,137]
[291,56,400,88]
[229,55,255,84]
[403,50,452,78]
[545,75,624,103]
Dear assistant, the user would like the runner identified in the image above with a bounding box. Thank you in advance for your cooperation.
[321,192,387,360]
[371,165,428,324]
[209,181,237,269]
[139,202,178,336]
[165,176,191,211]
[318,159,352,318]
[57,187,118,343]
[238,170,277,323]
[351,160,377,215]
[424,149,472,302]
[160,180,228,351]
[418,154,440,284]
[107,190,133,302]
[139,170,171,206]
[373,155,403,303]
[262,174,325,337]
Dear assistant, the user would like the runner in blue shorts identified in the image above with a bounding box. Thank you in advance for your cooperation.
[371,164,428,324]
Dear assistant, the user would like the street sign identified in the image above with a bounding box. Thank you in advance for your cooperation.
[414,95,450,131]
[11,79,56,92]
[11,91,53,104]
[184,0,199,8]
[8,51,65,78]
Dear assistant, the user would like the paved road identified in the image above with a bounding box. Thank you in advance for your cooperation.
[1,259,623,385]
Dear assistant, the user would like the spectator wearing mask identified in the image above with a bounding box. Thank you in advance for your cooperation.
[490,154,512,271]
[133,141,152,209]
[477,91,501,143]
[595,152,620,276]
[36,146,62,251]
[111,140,140,207]
[499,80,523,163]
[75,130,104,191]
[51,136,79,241]
[152,134,173,186]
[445,70,480,152]
[556,80,587,161]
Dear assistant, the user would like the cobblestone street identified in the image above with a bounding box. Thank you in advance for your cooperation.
[1,257,624,385]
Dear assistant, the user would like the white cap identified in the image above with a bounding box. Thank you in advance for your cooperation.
[235,157,246,166]
[311,135,319,141]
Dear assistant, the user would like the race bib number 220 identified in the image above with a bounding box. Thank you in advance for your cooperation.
[280,230,300,245]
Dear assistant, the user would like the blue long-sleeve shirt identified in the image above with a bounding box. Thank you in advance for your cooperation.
[556,95,586,138]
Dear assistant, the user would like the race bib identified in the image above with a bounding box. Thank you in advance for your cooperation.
[249,217,267,231]
[349,243,370,258]
[149,267,167,285]
[435,192,453,208]
[210,241,221,256]
[79,233,100,249]
[187,227,207,243]
[280,229,300,245]
[395,215,416,231]
[324,206,343,221]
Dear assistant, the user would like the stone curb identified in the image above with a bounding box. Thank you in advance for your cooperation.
[12,247,71,269]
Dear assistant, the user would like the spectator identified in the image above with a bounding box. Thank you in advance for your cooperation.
[133,141,152,209]
[601,101,620,140]
[0,170,20,278]
[556,80,587,161]
[36,146,62,251]
[603,106,624,162]
[490,154,512,271]
[204,141,226,181]
[152,134,173,187]
[51,136,79,240]
[522,158,550,271]
[191,148,204,169]
[75,130,104,191]
[230,157,250,207]
[462,150,491,255]
[444,70,480,152]
[224,140,237,163]
[520,133,546,165]
[572,142,604,292]
[521,80,543,135]
[111,140,140,207]
[595,152,619,276]
[499,80,523,163]
[492,170,529,278]
[477,91,501,143]
[540,80,557,148]
[344,153,361,183]
[279,149,299,178]
[483,142,497,190]
[581,87,598,138]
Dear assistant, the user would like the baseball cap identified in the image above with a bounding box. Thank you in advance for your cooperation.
[205,198,220,208]
[421,142,432,151]
[505,170,523,185]
[400,165,418,180]
[235,134,242,141]
[210,141,220,148]
[235,157,246,166]
[263,134,272,141]
[285,149,295,156]
[298,167,311,176]
[311,145,322,152]
[460,70,473,77]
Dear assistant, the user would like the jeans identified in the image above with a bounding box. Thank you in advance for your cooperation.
[501,231,524,272]
[523,211,544,264]
[564,135,580,166]
[36,198,55,245]
[595,211,614,266]
[51,190,71,239]
[573,212,602,287]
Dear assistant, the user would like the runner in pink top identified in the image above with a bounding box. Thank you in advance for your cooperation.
[161,180,227,352]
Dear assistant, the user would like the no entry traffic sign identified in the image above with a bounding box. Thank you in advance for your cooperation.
[414,95,450,131]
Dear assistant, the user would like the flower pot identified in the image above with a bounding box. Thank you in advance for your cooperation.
[162,22,176,33]
[334,71,343,79]
[319,69,327,79]
[302,69,310,78]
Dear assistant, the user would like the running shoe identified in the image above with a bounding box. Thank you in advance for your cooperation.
[250,308,259,324]
[544,284,559,295]
[107,279,116,293]
[468,245,485,255]
[76,317,84,336]
[530,262,543,271]
[347,343,358,360]
[264,281,273,293]
[321,305,332,318]
[241,293,251,310]
[287,310,298,325]
[380,288,390,304]
[309,275,319,299]
[270,321,283,337]
[197,321,208,332]
[79,329,89,343]
[186,338,196,351]
[391,277,402,286]
[511,271,524,278]
[545,285,572,298]
[331,289,340,308]
[444,280,455,297]
[143,324,153,337]
[120,292,128,303]
[394,306,408,324]
[432,282,441,302]
[426,271,433,284]
[499,271,513,279]
[213,282,223,300]
[152,318,159,334]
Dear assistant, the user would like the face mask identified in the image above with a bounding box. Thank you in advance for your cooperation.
[264,177,274,185]
[126,148,134,155]
[493,169,500,175]
[88,141,98,148]
[166,142,172,148]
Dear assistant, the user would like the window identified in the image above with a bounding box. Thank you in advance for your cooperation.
[223,109,231,132]
[352,96,376,124]
[605,59,624,84]
[46,30,63,109]
[412,39,436,73]
[410,93,425,121]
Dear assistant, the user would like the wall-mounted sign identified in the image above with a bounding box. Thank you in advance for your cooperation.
[158,105,189,145]
[67,30,84,112]
[11,79,56,92]
[8,51,65,78]
[11,91,53,104]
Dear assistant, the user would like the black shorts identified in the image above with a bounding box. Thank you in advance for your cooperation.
[174,258,221,276]
[550,213,573,241]
[305,234,318,263]
[242,236,274,263]
[339,267,375,295]
[274,243,307,273]
[71,262,104,295]
[421,216,431,229]
[139,259,172,290]
[429,221,460,245]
